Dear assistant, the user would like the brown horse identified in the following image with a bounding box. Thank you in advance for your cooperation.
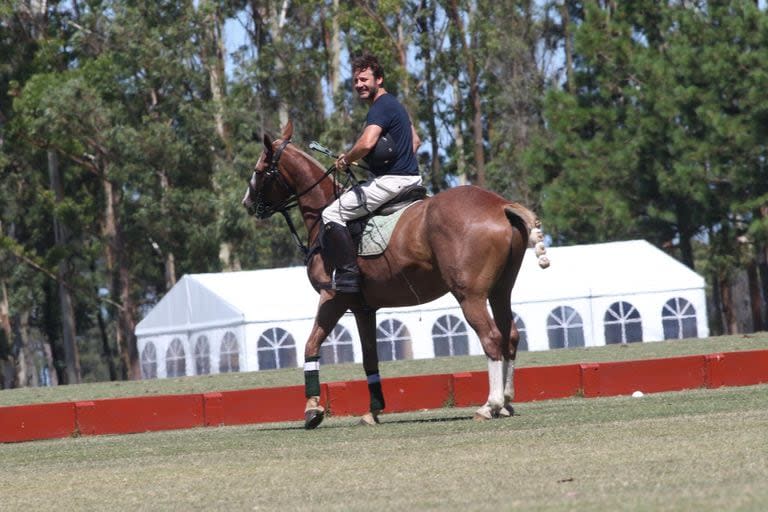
[243,121,550,428]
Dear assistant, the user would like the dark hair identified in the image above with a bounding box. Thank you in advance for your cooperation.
[351,52,383,80]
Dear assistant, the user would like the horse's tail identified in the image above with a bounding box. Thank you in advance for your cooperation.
[504,203,550,269]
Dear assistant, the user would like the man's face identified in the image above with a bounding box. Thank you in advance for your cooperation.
[353,67,382,102]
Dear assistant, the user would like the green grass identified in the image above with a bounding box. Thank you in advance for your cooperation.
[1,332,767,407]
[1,384,766,511]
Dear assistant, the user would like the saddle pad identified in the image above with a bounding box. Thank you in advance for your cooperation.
[358,202,420,256]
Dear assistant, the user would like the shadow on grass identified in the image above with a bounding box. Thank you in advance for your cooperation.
[251,412,477,432]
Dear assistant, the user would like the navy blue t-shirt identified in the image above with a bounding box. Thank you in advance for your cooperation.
[364,93,418,176]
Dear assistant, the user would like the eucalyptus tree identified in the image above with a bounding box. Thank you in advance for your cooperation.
[526,1,768,333]
[12,1,221,380]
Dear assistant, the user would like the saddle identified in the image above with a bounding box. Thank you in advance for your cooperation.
[347,185,428,256]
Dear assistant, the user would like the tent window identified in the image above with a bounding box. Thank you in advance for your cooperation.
[662,298,698,340]
[604,301,643,344]
[547,306,585,349]
[219,332,240,373]
[166,338,186,378]
[432,314,469,357]
[320,325,355,365]
[376,318,412,361]
[513,311,528,352]
[257,327,297,370]
[140,342,157,379]
[194,336,210,375]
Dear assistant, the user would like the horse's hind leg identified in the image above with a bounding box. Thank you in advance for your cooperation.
[490,286,519,417]
[458,296,505,420]
[353,306,384,426]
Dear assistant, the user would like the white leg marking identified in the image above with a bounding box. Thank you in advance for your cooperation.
[500,359,515,417]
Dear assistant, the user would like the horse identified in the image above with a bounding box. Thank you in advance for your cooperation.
[242,120,550,428]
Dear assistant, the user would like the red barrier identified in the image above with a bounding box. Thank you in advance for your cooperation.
[516,364,582,402]
[75,394,204,436]
[580,355,707,397]
[381,374,453,413]
[327,381,368,416]
[706,350,768,388]
[0,402,75,443]
[452,372,486,407]
[2,349,767,443]
[209,384,324,426]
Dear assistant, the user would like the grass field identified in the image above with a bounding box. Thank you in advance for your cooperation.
[1,384,766,511]
[1,332,767,407]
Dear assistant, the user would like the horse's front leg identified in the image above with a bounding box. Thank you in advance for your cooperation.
[303,295,347,430]
[353,306,384,426]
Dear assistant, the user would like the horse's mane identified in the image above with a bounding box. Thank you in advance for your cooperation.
[289,143,344,189]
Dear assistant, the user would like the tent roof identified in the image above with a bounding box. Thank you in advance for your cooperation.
[136,239,705,336]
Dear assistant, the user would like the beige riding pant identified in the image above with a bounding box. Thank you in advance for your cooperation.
[322,174,422,226]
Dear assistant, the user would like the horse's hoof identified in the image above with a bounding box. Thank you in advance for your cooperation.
[304,408,325,430]
[473,405,493,421]
[499,404,515,418]
[358,411,381,426]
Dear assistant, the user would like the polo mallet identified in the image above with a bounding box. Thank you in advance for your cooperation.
[309,141,370,171]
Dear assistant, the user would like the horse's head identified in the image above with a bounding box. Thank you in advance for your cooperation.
[242,121,295,219]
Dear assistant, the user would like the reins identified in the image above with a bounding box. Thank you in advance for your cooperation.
[249,139,343,257]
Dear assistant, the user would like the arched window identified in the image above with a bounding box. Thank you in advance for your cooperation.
[257,327,297,370]
[547,306,585,349]
[194,336,210,375]
[432,314,469,357]
[376,318,412,361]
[219,332,240,373]
[513,312,528,352]
[140,342,157,379]
[166,338,186,377]
[662,298,698,340]
[604,301,643,344]
[320,325,355,364]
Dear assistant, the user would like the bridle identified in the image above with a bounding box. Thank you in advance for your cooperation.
[247,139,295,219]
[246,138,339,255]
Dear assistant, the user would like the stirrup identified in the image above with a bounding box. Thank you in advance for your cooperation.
[331,269,360,293]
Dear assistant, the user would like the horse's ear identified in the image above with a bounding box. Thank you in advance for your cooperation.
[262,132,274,157]
[281,120,293,141]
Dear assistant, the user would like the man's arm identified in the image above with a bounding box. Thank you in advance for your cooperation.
[336,124,382,170]
[411,124,421,154]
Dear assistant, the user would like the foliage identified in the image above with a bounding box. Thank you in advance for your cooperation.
[1,0,767,386]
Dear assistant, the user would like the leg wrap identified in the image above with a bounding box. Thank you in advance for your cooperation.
[367,372,385,411]
[304,356,321,398]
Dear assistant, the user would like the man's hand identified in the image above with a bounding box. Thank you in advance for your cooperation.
[335,154,350,171]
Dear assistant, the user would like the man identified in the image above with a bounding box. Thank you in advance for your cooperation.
[320,52,422,294]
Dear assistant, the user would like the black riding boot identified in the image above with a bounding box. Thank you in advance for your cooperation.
[320,223,361,293]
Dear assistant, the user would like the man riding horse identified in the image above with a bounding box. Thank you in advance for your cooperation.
[321,52,423,294]
[243,53,550,429]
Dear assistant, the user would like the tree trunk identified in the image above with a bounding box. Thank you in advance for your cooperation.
[447,0,485,186]
[0,274,15,389]
[327,0,341,100]
[747,257,763,332]
[49,149,81,384]
[97,297,117,381]
[561,0,575,93]
[418,0,441,191]
[158,169,177,289]
[719,273,738,334]
[451,76,467,184]
[42,339,58,386]
[758,206,768,330]
[102,170,139,379]
[16,310,39,387]
[201,0,230,157]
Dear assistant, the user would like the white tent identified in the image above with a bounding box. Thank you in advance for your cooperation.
[135,240,708,379]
